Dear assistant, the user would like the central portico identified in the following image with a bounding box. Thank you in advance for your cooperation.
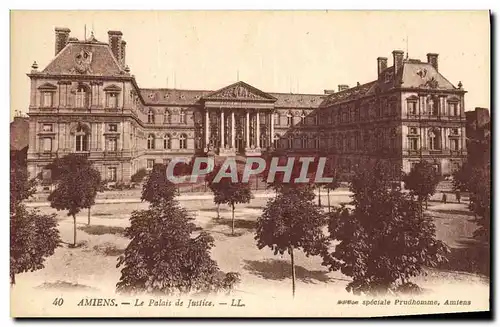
[201,81,277,156]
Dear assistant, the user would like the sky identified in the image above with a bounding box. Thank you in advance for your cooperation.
[10,10,490,120]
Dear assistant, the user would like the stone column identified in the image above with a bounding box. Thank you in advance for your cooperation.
[270,111,274,147]
[231,111,235,148]
[205,109,209,147]
[220,109,225,147]
[246,110,250,148]
[256,110,260,148]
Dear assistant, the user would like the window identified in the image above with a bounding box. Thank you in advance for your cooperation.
[42,92,53,107]
[449,102,459,116]
[107,138,117,151]
[109,124,118,132]
[107,167,117,182]
[429,129,441,150]
[147,159,155,169]
[451,128,459,136]
[314,135,320,149]
[274,113,280,126]
[180,110,186,124]
[179,133,187,149]
[148,109,155,124]
[313,114,318,125]
[42,137,52,152]
[450,139,459,151]
[409,138,418,150]
[163,134,171,149]
[75,85,88,108]
[300,112,306,125]
[287,135,294,149]
[164,110,171,124]
[147,134,155,149]
[287,113,293,126]
[301,135,307,149]
[274,134,281,149]
[42,124,53,132]
[106,93,118,108]
[428,96,439,116]
[75,125,88,152]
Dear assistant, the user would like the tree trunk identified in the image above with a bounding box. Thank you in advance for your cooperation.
[318,187,321,207]
[87,207,91,225]
[217,204,220,219]
[290,246,296,298]
[327,188,331,213]
[72,214,77,246]
[10,272,15,286]
[231,203,235,236]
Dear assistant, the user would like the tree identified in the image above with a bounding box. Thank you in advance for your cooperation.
[141,163,177,205]
[47,154,102,225]
[10,204,61,285]
[322,161,448,295]
[48,161,101,246]
[10,162,60,285]
[255,187,328,297]
[467,164,491,243]
[116,199,240,295]
[205,164,223,219]
[130,168,148,184]
[209,169,253,235]
[403,161,440,210]
[323,172,340,213]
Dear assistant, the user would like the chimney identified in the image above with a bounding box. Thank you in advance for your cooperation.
[108,30,123,65]
[377,57,388,78]
[392,50,404,75]
[324,89,335,95]
[338,84,349,92]
[120,40,127,66]
[427,53,439,71]
[55,27,71,55]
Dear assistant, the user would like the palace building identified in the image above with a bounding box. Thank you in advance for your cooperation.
[25,28,467,183]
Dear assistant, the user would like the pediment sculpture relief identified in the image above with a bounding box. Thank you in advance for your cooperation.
[216,85,261,99]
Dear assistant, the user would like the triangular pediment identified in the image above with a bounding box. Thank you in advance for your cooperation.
[203,81,277,102]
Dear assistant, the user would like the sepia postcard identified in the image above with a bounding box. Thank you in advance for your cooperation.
[10,10,491,318]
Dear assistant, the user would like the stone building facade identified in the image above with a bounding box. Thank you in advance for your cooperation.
[26,28,467,183]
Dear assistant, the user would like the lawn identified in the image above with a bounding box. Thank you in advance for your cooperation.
[12,193,490,316]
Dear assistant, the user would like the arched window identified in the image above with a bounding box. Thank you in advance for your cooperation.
[287,135,294,149]
[75,125,89,152]
[287,112,293,126]
[301,135,308,149]
[163,134,171,149]
[147,134,155,149]
[75,85,89,108]
[428,96,440,116]
[180,110,186,124]
[274,133,281,149]
[148,109,155,124]
[179,133,187,149]
[164,109,171,124]
[429,129,441,150]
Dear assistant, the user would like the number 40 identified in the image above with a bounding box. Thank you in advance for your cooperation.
[52,298,64,306]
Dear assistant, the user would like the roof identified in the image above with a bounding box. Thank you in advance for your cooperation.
[139,81,325,108]
[41,40,125,76]
[321,60,460,107]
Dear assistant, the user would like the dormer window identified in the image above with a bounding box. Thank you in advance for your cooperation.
[106,93,118,108]
[180,110,186,124]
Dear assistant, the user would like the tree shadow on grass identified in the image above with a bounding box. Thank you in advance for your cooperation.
[35,281,99,292]
[243,259,332,284]
[428,208,474,216]
[78,225,126,236]
[210,217,256,231]
[437,238,490,277]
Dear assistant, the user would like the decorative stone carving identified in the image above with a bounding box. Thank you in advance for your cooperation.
[72,50,93,74]
[420,77,439,89]
[214,85,261,99]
